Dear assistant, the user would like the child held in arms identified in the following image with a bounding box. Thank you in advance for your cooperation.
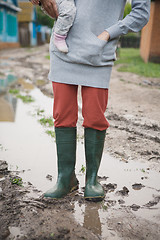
[31,0,76,53]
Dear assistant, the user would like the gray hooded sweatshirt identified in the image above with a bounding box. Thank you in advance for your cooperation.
[48,0,150,88]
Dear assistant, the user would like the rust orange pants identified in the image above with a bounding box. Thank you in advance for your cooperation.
[52,82,110,131]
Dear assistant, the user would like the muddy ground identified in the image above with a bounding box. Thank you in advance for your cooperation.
[0,45,160,240]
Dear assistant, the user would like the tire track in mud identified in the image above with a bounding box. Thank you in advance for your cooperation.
[76,97,160,168]
[108,112,160,144]
[105,112,160,168]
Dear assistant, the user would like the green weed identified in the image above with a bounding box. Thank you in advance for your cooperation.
[50,233,54,237]
[39,117,54,127]
[37,109,45,116]
[77,134,84,141]
[101,203,108,211]
[79,165,86,174]
[9,89,34,103]
[10,177,23,186]
[9,89,20,95]
[17,94,34,103]
[46,130,55,138]
[45,55,50,60]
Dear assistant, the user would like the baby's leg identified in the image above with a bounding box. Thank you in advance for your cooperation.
[55,0,76,36]
[54,0,76,53]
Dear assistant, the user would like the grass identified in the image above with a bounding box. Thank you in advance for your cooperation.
[10,177,23,186]
[77,134,84,141]
[39,117,54,127]
[9,88,35,103]
[9,89,20,95]
[46,130,55,138]
[120,78,125,82]
[45,55,50,60]
[37,109,45,116]
[50,233,54,238]
[17,94,35,103]
[79,165,86,174]
[101,203,108,211]
[116,48,160,78]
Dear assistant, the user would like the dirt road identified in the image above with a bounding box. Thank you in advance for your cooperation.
[0,45,160,239]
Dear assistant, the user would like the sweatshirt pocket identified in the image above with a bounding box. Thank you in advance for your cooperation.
[75,33,107,66]
[50,32,109,66]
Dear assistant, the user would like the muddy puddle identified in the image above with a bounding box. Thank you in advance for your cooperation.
[0,85,160,239]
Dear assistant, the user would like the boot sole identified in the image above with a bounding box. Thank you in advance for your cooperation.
[85,195,104,202]
[43,184,79,200]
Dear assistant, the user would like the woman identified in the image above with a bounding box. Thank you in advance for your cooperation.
[30,0,150,201]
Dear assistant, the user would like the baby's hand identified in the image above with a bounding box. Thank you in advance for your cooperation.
[29,0,39,5]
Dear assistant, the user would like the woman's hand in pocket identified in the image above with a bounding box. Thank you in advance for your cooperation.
[97,31,110,42]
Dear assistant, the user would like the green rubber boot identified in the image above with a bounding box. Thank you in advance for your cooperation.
[44,127,79,199]
[84,128,106,201]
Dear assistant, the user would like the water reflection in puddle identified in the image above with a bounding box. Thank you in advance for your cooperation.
[73,150,160,237]
[0,93,17,122]
[0,88,57,192]
[74,201,120,239]
[0,87,160,239]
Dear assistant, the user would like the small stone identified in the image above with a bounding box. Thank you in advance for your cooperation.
[28,182,32,186]
[0,160,8,172]
[118,199,125,204]
[141,176,148,180]
[103,183,117,192]
[46,174,53,181]
[143,80,152,85]
[0,177,5,182]
[98,176,109,181]
[132,183,145,190]
[116,186,129,196]
[130,204,140,211]
[57,227,70,235]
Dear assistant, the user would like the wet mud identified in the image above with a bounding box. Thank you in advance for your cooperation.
[0,45,160,239]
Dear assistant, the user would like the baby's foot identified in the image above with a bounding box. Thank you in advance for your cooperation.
[54,33,68,53]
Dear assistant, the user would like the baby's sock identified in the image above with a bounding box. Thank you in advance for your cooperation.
[54,33,68,53]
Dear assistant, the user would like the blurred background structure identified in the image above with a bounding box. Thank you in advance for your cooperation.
[18,0,38,46]
[1,0,160,62]
[0,0,52,49]
[0,0,160,62]
[140,0,160,63]
[18,0,51,47]
[0,0,21,50]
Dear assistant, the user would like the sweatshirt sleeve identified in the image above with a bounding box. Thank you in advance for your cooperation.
[106,0,151,40]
